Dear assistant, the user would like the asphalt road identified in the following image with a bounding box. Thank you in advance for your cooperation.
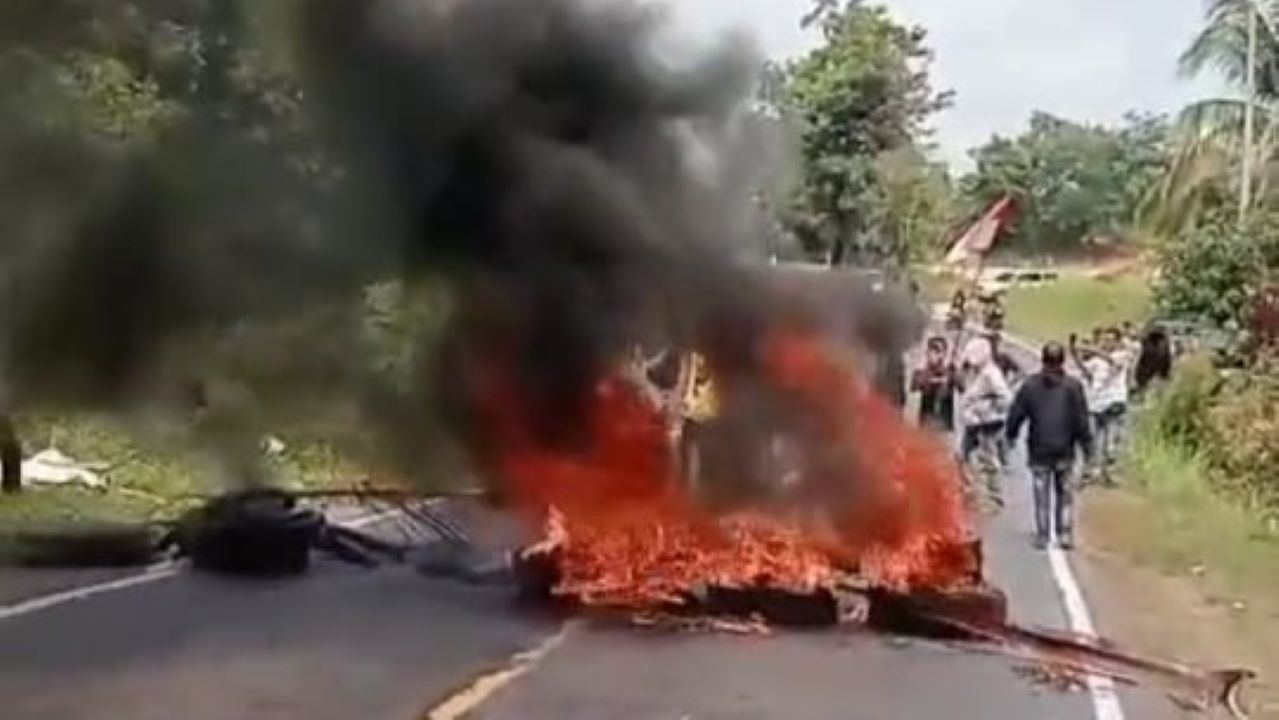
[0,339,1174,719]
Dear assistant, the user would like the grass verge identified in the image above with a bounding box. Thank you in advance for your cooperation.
[1081,406,1279,716]
[1114,408,1279,589]
[1003,272,1151,343]
[0,415,367,530]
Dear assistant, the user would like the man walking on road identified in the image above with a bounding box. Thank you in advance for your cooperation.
[1005,342,1094,551]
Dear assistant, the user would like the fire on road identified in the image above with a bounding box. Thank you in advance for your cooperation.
[0,486,1239,720]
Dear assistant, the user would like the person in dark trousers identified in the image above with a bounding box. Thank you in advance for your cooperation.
[1134,326,1172,395]
[1005,342,1094,551]
[911,336,957,433]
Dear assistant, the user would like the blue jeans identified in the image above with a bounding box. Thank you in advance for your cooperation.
[1092,403,1126,477]
[1031,459,1075,544]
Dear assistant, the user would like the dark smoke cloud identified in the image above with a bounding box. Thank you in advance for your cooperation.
[0,0,920,492]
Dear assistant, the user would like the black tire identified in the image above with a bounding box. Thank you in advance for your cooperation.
[0,523,161,568]
[177,490,323,577]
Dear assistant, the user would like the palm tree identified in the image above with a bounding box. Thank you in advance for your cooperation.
[1152,0,1279,227]
[1182,0,1279,85]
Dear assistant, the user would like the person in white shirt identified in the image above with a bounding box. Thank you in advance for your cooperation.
[1070,328,1132,484]
[958,337,1013,509]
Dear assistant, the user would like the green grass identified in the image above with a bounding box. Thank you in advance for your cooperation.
[0,415,368,530]
[1003,272,1151,343]
[1116,406,1279,598]
[1097,412,1279,717]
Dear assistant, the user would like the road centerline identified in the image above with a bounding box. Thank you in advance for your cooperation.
[420,622,574,720]
[994,327,1128,720]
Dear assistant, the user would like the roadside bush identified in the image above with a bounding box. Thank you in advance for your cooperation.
[1153,209,1279,326]
[1201,356,1279,516]
[1137,351,1279,522]
[1143,352,1219,451]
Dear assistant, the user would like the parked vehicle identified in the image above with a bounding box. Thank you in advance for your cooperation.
[978,267,1061,295]
[1148,317,1241,366]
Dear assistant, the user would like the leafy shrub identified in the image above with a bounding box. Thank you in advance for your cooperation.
[1153,209,1279,326]
[1139,351,1279,520]
[1201,356,1279,516]
[1143,352,1220,451]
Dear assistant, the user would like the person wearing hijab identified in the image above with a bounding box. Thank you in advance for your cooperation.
[958,336,1013,510]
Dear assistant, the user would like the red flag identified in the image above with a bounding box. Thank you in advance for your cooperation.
[944,195,1016,266]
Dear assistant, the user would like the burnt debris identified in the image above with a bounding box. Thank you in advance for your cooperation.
[159,488,426,576]
[508,539,1254,717]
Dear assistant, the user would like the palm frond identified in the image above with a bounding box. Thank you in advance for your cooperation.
[1175,97,1279,151]
[1181,0,1279,98]
[1137,141,1230,238]
[1177,97,1249,144]
[1142,95,1279,235]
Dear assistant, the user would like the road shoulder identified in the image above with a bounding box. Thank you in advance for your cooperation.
[1079,488,1279,718]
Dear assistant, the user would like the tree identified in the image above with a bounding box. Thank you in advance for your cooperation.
[1151,0,1279,229]
[0,1,338,410]
[867,146,957,263]
[781,1,950,266]
[961,112,1170,253]
[1154,207,1279,324]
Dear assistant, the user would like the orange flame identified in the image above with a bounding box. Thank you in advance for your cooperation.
[475,329,974,612]
[760,330,972,589]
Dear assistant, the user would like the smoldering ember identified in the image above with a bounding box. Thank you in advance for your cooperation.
[0,0,1261,718]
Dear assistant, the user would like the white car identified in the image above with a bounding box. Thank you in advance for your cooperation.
[978,267,1060,295]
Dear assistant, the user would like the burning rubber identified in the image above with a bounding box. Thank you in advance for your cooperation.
[512,533,1255,718]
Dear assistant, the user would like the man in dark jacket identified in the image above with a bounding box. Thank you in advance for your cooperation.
[1005,342,1094,551]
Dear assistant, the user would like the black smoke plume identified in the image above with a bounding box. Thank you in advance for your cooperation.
[0,0,920,492]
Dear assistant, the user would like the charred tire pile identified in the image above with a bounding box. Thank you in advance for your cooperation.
[169,489,324,577]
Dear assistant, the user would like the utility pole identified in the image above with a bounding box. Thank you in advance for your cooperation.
[1241,4,1259,224]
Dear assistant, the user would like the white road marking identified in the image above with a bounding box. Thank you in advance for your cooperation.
[1048,547,1127,720]
[993,329,1127,720]
[0,563,180,622]
[0,505,411,623]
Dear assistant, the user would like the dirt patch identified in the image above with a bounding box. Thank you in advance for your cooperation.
[1079,488,1279,718]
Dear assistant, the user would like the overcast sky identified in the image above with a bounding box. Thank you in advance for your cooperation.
[667,0,1228,170]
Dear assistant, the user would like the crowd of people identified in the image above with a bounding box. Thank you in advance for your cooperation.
[908,303,1175,551]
